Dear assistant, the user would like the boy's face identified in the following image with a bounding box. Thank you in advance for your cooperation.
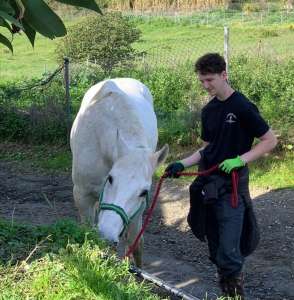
[197,71,227,97]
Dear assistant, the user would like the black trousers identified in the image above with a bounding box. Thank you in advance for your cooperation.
[206,192,245,277]
[188,167,257,278]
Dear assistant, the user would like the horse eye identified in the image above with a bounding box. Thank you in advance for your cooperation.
[108,175,113,185]
[139,190,148,197]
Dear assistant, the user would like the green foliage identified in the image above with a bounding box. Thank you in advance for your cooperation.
[1,54,294,147]
[0,218,104,264]
[230,55,294,146]
[250,150,294,189]
[56,13,141,74]
[0,219,162,299]
[157,111,201,147]
[140,64,195,112]
[0,78,68,143]
[0,0,101,52]
[0,143,72,171]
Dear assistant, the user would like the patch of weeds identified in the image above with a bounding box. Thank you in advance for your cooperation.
[250,150,294,189]
[0,219,162,300]
[38,151,71,171]
[0,218,104,264]
[0,142,71,172]
[259,28,279,38]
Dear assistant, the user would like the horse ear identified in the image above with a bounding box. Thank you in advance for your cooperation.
[151,144,169,170]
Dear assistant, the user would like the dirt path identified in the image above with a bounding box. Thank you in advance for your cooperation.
[0,160,293,300]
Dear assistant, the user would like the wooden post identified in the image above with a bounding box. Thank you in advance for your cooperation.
[224,26,230,81]
[64,57,71,145]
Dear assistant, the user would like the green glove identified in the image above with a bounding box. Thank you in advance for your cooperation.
[219,156,245,174]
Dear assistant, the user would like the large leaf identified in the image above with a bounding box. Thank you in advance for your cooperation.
[54,0,102,14]
[0,1,15,15]
[22,0,66,39]
[0,32,13,52]
[22,18,36,47]
[0,10,23,28]
[0,17,12,32]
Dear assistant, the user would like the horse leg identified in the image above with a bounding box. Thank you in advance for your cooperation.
[126,216,143,268]
[132,236,143,268]
[73,185,97,225]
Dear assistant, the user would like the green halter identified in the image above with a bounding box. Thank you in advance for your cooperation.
[95,179,150,236]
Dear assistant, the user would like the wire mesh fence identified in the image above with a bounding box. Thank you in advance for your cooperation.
[229,26,294,60]
[0,60,71,143]
[132,23,294,72]
[1,16,294,145]
[124,8,294,25]
[135,31,224,68]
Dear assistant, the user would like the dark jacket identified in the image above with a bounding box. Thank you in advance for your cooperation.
[187,167,260,257]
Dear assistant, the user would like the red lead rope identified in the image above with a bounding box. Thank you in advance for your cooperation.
[124,165,239,258]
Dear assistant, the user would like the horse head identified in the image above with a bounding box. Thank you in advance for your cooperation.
[96,144,169,244]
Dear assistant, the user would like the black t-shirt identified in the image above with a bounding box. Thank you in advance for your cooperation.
[200,91,269,168]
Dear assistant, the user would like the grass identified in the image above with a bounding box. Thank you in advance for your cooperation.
[126,9,294,26]
[0,142,71,172]
[249,150,294,189]
[0,217,242,300]
[134,21,294,67]
[0,32,58,82]
[0,219,163,300]
[1,13,294,82]
[0,18,79,82]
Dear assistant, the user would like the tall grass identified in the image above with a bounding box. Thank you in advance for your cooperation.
[109,0,226,11]
[50,0,287,14]
[0,219,163,300]
[250,151,294,189]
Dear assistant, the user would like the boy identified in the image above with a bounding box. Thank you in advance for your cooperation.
[165,53,277,298]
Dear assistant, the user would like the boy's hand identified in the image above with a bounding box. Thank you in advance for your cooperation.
[219,156,245,173]
[164,161,185,178]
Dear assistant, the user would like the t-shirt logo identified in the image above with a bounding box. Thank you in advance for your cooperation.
[225,113,237,123]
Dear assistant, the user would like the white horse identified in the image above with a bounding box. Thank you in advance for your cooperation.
[70,78,168,267]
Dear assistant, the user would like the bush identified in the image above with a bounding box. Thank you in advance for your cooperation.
[0,79,68,144]
[230,55,294,145]
[56,12,141,75]
[1,55,293,147]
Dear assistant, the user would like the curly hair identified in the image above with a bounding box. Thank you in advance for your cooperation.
[195,53,226,74]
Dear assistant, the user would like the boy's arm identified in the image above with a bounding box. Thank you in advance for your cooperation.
[220,129,277,174]
[180,141,209,168]
[240,129,277,164]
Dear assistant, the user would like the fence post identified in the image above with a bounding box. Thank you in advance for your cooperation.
[64,57,71,145]
[224,26,230,80]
